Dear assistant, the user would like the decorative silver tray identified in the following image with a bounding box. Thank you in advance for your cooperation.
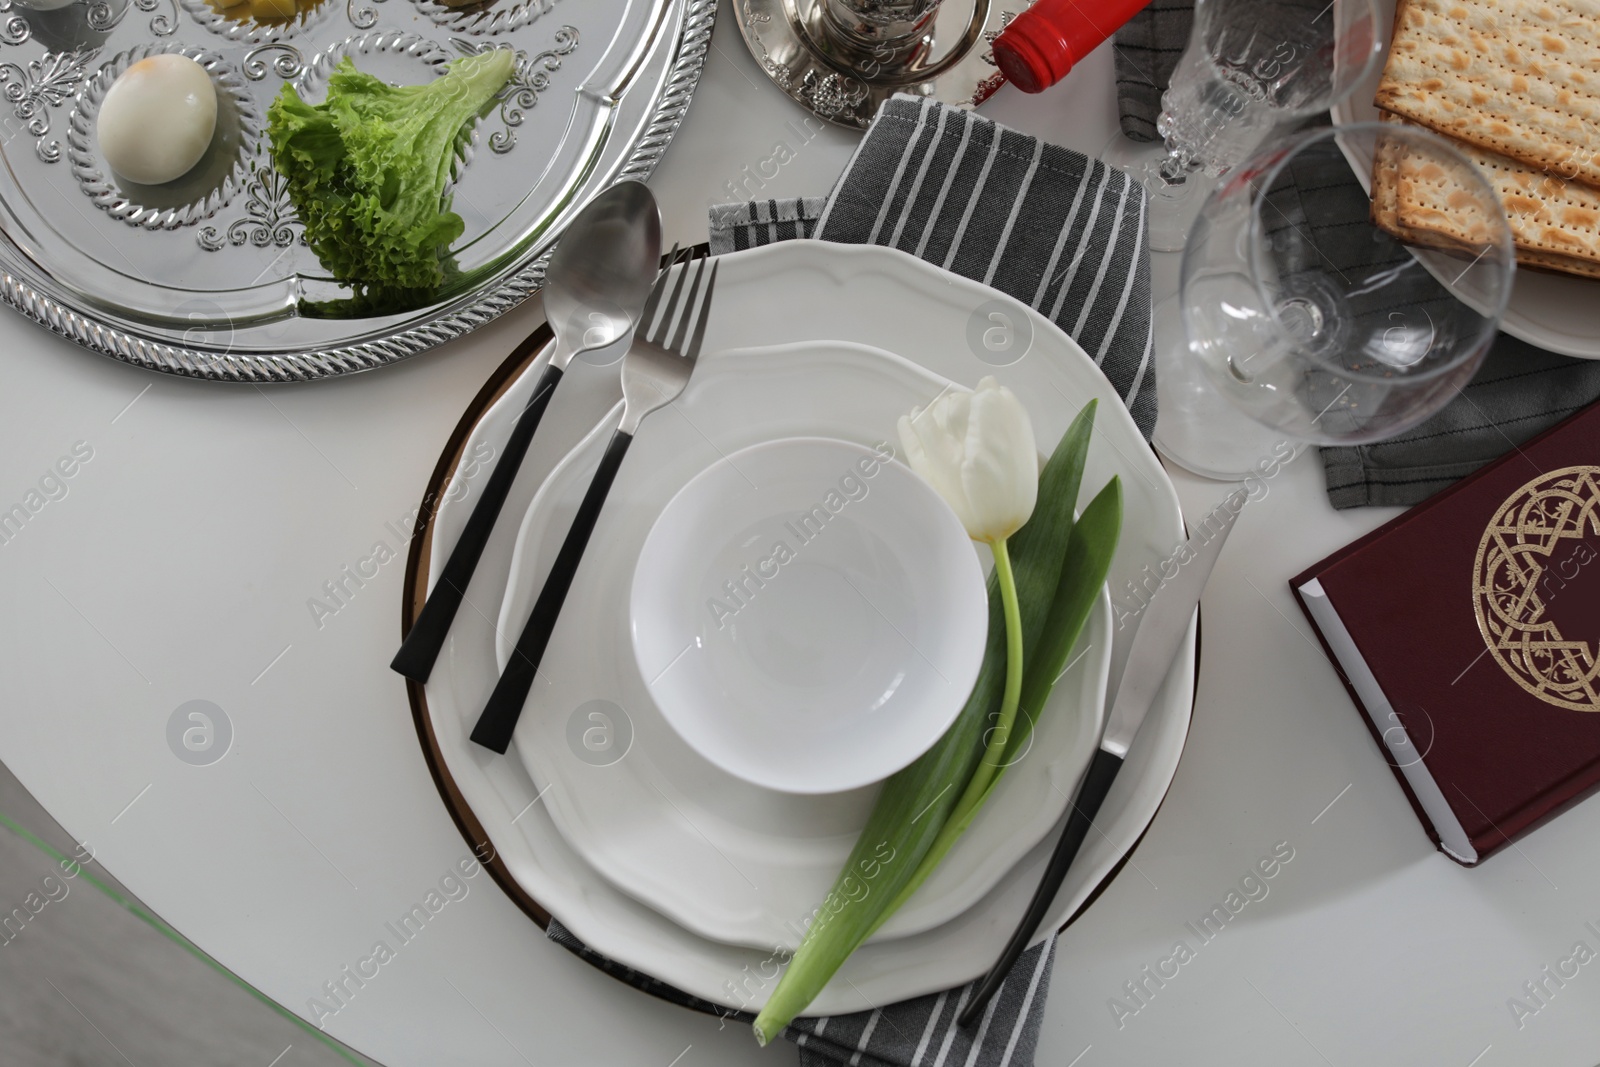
[0,0,713,380]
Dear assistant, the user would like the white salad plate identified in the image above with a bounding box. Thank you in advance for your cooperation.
[630,435,990,795]
[496,340,1112,947]
[419,240,1193,1013]
[1330,0,1600,359]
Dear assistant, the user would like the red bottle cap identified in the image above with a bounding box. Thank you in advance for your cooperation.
[993,0,1152,94]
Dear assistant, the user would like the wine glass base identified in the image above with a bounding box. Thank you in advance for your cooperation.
[1099,133,1213,253]
[1148,295,1308,480]
[1155,432,1308,482]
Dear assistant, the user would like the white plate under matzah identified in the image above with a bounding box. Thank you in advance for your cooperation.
[1333,0,1600,359]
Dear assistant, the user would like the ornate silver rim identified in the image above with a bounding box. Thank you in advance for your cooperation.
[0,0,715,382]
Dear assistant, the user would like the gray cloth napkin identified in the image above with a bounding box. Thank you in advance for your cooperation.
[1323,339,1600,507]
[1113,1,1600,507]
[548,918,1056,1067]
[544,93,1157,1067]
[711,93,1158,439]
[1112,0,1193,143]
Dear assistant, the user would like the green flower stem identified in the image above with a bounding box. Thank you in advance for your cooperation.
[996,477,1123,771]
[971,536,1023,803]
[751,403,1104,1043]
[865,479,1122,931]
[867,535,1024,926]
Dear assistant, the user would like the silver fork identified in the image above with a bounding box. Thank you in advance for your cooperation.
[472,249,718,754]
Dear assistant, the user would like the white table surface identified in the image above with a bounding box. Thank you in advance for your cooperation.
[3,8,1599,1066]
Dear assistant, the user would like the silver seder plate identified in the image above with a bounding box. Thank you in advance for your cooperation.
[0,0,713,380]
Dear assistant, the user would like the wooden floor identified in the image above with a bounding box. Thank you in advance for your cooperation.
[0,760,365,1067]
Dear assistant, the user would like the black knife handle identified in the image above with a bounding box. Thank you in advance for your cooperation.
[958,747,1125,1028]
[391,362,565,683]
[471,427,634,754]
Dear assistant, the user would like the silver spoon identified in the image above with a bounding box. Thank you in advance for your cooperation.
[391,182,663,683]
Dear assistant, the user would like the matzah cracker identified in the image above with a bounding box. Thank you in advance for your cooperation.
[1518,248,1600,276]
[1372,176,1482,250]
[1395,150,1508,246]
[1375,112,1600,277]
[1371,130,1476,250]
[1375,0,1600,186]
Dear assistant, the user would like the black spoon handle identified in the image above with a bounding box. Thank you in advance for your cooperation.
[390,361,565,683]
[958,747,1125,1028]
[470,427,633,754]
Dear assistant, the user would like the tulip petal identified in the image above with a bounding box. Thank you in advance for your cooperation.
[897,379,1035,542]
[900,397,974,535]
[959,379,1037,541]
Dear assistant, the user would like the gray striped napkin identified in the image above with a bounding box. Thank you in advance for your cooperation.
[1112,1,1600,507]
[547,919,1056,1067]
[711,93,1157,439]
[545,94,1154,1067]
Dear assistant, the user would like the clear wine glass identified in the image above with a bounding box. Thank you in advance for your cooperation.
[1103,0,1382,251]
[1154,123,1516,480]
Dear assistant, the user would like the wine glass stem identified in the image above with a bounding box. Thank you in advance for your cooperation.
[1158,149,1196,185]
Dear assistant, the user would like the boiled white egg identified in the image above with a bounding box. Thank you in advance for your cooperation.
[96,55,218,186]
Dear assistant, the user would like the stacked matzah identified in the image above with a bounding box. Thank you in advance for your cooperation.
[1370,0,1600,278]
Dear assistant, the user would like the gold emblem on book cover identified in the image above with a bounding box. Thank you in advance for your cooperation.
[1472,466,1600,712]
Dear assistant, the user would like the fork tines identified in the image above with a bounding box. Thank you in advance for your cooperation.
[641,247,714,355]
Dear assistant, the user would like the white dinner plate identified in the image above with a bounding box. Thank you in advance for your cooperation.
[494,341,1112,948]
[420,240,1193,1013]
[1330,0,1600,359]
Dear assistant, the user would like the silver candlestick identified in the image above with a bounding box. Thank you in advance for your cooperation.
[731,0,1030,129]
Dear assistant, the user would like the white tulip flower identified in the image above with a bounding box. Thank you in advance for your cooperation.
[897,376,1039,544]
[896,377,1039,885]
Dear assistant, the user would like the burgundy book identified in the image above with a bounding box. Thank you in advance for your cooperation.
[1292,403,1600,866]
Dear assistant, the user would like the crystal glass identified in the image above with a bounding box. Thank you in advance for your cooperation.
[1155,123,1516,480]
[1104,0,1382,251]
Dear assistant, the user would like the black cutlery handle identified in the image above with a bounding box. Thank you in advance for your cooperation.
[958,747,1125,1028]
[471,427,634,754]
[391,363,565,683]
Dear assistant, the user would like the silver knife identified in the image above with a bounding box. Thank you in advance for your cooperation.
[958,487,1247,1027]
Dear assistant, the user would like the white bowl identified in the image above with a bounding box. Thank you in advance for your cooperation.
[629,436,988,794]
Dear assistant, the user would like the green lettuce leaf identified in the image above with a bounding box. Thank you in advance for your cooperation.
[267,49,515,315]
